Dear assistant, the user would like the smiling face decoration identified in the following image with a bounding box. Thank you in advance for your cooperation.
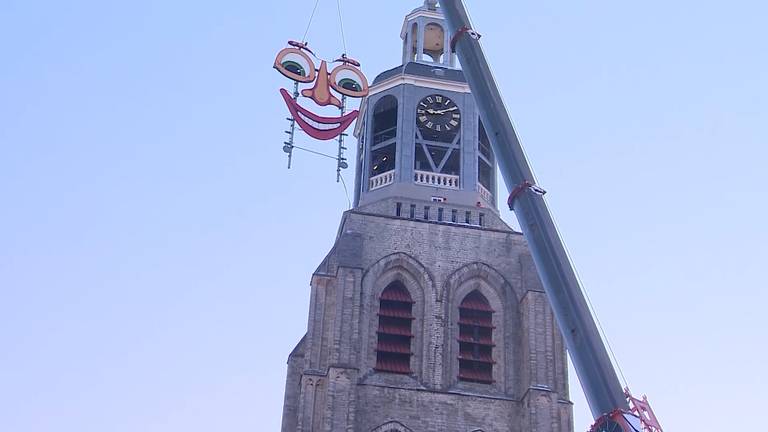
[274,41,369,141]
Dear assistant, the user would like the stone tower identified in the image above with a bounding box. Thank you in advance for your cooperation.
[281,2,573,431]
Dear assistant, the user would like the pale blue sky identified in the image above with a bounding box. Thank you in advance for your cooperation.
[1,1,766,431]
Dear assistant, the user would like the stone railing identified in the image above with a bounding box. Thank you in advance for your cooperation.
[369,170,395,191]
[414,170,460,189]
[477,183,493,203]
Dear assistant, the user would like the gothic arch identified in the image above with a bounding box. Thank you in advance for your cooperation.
[371,420,413,432]
[363,252,437,302]
[361,253,435,385]
[442,262,523,395]
[439,261,522,303]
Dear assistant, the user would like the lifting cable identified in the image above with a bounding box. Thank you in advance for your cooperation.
[301,0,350,56]
[295,0,352,208]
[338,173,352,209]
[335,0,348,55]
[301,0,322,43]
[552,215,630,389]
[289,142,352,209]
[461,0,627,389]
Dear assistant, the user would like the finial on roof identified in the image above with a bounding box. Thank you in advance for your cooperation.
[424,0,438,10]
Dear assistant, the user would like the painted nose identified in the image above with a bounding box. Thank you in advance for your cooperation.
[301,61,342,108]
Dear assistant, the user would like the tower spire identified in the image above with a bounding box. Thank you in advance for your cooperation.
[401,0,455,67]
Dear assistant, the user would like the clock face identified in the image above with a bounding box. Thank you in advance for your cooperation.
[417,94,461,140]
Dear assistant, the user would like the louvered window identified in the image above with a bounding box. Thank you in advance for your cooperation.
[458,290,495,384]
[375,282,414,374]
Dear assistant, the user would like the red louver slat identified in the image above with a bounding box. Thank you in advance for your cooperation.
[457,335,495,346]
[376,341,412,354]
[377,324,414,337]
[379,289,415,303]
[459,298,495,312]
[377,309,415,319]
[375,356,411,374]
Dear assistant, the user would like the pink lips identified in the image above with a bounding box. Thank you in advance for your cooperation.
[280,88,359,141]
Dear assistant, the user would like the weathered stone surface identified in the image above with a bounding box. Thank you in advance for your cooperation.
[281,207,572,431]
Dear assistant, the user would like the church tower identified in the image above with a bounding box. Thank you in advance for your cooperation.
[281,2,573,431]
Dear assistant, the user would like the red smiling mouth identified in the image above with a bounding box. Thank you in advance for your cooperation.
[280,88,359,141]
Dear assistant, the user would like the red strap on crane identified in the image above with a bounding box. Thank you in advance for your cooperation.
[507,180,546,210]
[450,25,482,52]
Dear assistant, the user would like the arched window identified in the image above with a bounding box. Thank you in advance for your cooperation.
[410,23,419,61]
[372,95,398,145]
[458,290,494,383]
[370,96,398,180]
[375,282,414,374]
[422,22,445,63]
[478,120,495,193]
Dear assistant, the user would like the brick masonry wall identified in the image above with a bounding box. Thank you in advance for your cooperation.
[281,207,573,432]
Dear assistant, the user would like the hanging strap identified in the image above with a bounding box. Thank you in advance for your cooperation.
[450,25,482,52]
[507,180,546,210]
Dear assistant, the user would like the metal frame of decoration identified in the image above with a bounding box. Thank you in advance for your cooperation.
[274,40,369,181]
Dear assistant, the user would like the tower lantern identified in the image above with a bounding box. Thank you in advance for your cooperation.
[354,1,497,212]
[401,1,456,67]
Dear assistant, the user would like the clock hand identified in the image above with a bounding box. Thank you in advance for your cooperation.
[433,106,459,115]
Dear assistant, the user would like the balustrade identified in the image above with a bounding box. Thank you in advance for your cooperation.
[477,183,493,203]
[369,170,395,191]
[414,170,460,189]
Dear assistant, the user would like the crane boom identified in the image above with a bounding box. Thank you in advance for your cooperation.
[439,0,630,422]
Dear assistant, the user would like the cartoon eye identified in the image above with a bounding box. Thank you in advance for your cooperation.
[329,64,369,98]
[274,48,316,83]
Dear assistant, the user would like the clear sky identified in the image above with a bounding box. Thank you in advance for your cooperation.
[1,0,766,431]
